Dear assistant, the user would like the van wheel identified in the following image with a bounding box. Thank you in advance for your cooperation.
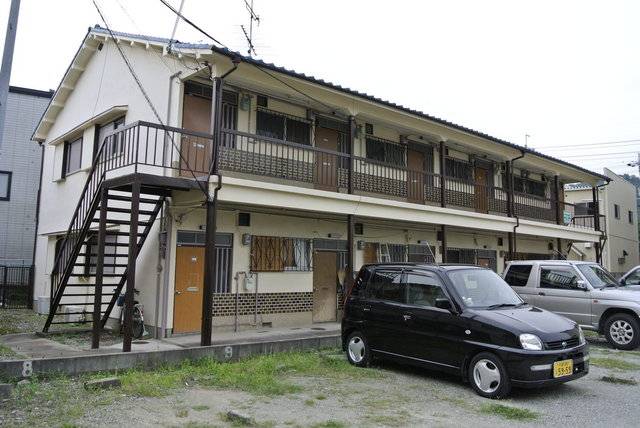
[604,313,640,350]
[346,331,371,367]
[468,352,511,399]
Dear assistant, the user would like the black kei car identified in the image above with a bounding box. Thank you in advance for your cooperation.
[342,264,589,398]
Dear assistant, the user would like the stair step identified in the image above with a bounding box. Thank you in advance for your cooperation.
[58,302,111,306]
[50,320,91,325]
[59,293,116,297]
[69,273,122,277]
[103,232,146,237]
[99,207,157,215]
[107,194,160,204]
[74,263,129,268]
[54,311,106,315]
[91,219,152,226]
[78,252,129,258]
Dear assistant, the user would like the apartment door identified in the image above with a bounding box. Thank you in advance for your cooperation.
[313,251,338,322]
[174,246,205,333]
[181,94,212,176]
[407,149,425,203]
[474,167,489,213]
[314,127,339,191]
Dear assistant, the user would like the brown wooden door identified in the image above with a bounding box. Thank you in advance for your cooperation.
[477,257,491,268]
[407,149,425,203]
[181,94,212,176]
[314,127,339,191]
[474,167,489,213]
[313,251,337,322]
[174,246,205,333]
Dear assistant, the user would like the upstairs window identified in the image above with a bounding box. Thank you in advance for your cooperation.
[62,137,83,177]
[97,117,125,158]
[0,171,11,201]
[614,204,620,219]
[445,158,472,181]
[513,176,546,198]
[575,201,595,216]
[256,108,310,145]
[629,210,634,224]
[365,137,405,166]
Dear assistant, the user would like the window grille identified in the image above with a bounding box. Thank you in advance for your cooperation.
[514,176,547,198]
[407,244,436,263]
[85,234,117,274]
[256,107,311,145]
[445,158,472,181]
[365,136,406,166]
[251,236,312,272]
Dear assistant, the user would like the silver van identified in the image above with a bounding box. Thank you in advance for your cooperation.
[503,260,640,350]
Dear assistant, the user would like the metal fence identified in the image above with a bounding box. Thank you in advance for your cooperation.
[0,265,33,309]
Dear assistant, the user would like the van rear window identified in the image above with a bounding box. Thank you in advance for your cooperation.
[504,265,532,288]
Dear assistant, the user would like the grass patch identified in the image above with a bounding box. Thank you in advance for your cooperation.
[0,342,24,360]
[600,375,638,385]
[304,399,315,406]
[315,394,327,400]
[310,422,347,428]
[192,404,210,411]
[591,357,640,371]
[480,403,539,421]
[583,330,600,338]
[176,408,189,418]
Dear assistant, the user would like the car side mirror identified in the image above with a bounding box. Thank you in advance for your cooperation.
[435,298,453,311]
[576,280,588,290]
[619,278,626,286]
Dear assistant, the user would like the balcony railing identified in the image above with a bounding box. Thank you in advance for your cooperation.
[88,122,599,231]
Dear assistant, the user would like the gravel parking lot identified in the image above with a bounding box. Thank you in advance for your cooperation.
[2,337,640,427]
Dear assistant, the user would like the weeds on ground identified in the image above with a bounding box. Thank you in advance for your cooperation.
[0,343,24,360]
[600,375,638,385]
[590,357,640,371]
[480,403,539,421]
[310,421,347,428]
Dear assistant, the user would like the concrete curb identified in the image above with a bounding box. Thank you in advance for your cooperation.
[0,334,340,379]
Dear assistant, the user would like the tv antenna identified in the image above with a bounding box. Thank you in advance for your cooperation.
[241,0,259,56]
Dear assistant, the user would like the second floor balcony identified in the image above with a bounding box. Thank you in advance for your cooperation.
[98,121,601,231]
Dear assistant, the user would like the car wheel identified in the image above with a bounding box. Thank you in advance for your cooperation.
[345,331,371,367]
[468,352,511,399]
[604,313,640,350]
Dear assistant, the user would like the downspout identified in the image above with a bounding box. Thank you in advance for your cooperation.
[509,150,526,257]
[158,70,181,338]
[31,142,45,308]
[594,179,610,265]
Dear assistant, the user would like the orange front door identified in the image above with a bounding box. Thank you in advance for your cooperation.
[173,246,205,333]
[314,127,339,191]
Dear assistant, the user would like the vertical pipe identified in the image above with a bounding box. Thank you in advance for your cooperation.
[123,179,140,352]
[345,214,355,297]
[92,187,108,349]
[439,141,446,208]
[348,116,356,194]
[440,225,447,263]
[505,161,512,217]
[554,175,562,225]
[507,231,513,265]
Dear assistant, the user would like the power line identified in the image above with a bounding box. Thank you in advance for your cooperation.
[157,0,337,114]
[91,0,209,199]
[552,150,637,158]
[534,138,640,150]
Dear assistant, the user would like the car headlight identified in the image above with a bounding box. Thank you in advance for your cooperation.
[519,333,543,350]
[578,326,586,345]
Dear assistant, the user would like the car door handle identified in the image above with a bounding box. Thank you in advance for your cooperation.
[403,314,412,321]
[538,292,546,296]
[363,306,371,312]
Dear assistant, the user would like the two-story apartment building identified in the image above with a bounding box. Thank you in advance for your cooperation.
[565,168,639,276]
[31,26,606,339]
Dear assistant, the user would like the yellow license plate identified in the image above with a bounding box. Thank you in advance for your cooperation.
[553,359,573,378]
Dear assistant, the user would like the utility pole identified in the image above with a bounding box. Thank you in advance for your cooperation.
[0,0,21,153]
[627,153,640,177]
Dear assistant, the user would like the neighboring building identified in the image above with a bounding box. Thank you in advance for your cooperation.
[31,26,605,336]
[0,86,53,266]
[565,168,640,276]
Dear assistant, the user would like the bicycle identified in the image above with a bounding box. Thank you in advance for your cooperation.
[116,288,145,339]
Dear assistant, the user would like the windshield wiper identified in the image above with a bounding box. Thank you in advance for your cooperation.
[486,303,519,310]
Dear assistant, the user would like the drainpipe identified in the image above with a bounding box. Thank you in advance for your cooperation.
[593,179,610,265]
[30,142,45,308]
[508,150,525,259]
[201,58,240,346]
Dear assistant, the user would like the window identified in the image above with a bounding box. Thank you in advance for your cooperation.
[629,210,633,224]
[97,117,125,158]
[256,108,310,145]
[85,234,117,275]
[387,244,407,262]
[405,272,446,307]
[445,158,472,181]
[63,137,83,176]
[575,202,595,216]
[625,268,640,286]
[250,236,311,272]
[504,265,532,288]
[0,171,11,201]
[367,269,403,302]
[365,137,406,166]
[576,264,617,289]
[407,244,436,263]
[513,176,546,198]
[614,204,620,219]
[540,266,581,290]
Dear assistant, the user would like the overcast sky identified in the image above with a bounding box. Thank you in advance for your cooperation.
[1,0,639,177]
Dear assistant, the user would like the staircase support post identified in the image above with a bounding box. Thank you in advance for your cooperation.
[91,187,109,349]
[123,179,140,352]
[201,196,217,346]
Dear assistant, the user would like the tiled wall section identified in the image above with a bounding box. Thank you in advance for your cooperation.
[212,291,346,316]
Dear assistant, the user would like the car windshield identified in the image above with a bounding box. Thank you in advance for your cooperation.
[446,268,523,309]
[577,264,619,288]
